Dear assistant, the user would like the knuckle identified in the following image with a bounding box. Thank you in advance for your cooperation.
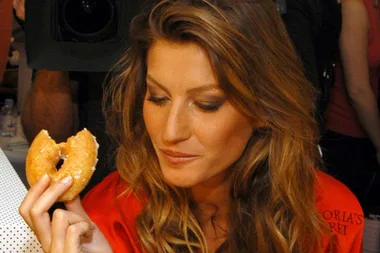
[67,224,80,235]
[52,209,66,222]
[29,207,41,217]
[67,222,89,236]
[18,205,27,217]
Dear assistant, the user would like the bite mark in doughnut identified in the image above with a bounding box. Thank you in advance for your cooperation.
[26,128,99,202]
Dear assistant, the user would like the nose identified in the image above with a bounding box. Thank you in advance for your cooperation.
[162,103,191,144]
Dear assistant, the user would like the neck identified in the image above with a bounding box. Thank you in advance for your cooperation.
[189,172,231,252]
[189,171,231,212]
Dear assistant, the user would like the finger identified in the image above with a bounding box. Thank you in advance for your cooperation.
[12,0,18,9]
[51,209,94,253]
[19,174,51,228]
[15,0,25,21]
[30,176,73,250]
[15,10,25,22]
[64,197,91,219]
[64,221,94,252]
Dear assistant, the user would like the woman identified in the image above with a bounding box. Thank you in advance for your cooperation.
[19,0,363,252]
[320,0,380,213]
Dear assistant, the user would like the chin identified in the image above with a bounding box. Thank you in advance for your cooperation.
[161,166,201,188]
[163,175,199,188]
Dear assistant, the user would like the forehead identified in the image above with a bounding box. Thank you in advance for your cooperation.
[146,39,218,89]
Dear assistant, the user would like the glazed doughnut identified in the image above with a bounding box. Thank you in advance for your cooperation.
[26,128,99,202]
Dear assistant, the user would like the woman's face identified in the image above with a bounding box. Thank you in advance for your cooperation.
[143,39,252,188]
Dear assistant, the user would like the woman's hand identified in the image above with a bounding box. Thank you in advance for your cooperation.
[19,174,113,253]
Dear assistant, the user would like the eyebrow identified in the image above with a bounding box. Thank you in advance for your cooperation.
[146,74,220,95]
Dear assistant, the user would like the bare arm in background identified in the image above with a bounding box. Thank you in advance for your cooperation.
[339,0,380,162]
[21,70,79,143]
[13,0,79,143]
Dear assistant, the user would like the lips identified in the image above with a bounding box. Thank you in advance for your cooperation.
[160,149,199,165]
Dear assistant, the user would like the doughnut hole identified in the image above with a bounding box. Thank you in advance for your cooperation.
[56,159,64,170]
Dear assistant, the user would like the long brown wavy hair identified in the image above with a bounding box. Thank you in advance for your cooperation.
[103,0,329,252]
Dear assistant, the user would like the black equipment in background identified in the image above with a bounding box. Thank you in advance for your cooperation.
[25,0,147,72]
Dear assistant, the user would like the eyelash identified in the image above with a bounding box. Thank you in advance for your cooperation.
[195,102,222,112]
[147,96,167,106]
[147,95,223,112]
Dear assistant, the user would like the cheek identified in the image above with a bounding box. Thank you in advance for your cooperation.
[197,113,252,157]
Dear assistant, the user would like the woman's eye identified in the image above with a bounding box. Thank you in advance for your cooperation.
[195,102,223,112]
[147,95,167,105]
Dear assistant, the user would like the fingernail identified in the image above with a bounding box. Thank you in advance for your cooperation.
[38,174,49,182]
[60,176,72,184]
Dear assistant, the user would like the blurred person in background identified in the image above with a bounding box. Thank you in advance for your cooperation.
[280,0,341,130]
[320,0,380,214]
[0,0,13,82]
[13,0,115,197]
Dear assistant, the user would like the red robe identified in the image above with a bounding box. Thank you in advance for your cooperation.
[82,170,364,252]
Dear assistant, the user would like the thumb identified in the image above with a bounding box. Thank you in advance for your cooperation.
[64,196,91,219]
